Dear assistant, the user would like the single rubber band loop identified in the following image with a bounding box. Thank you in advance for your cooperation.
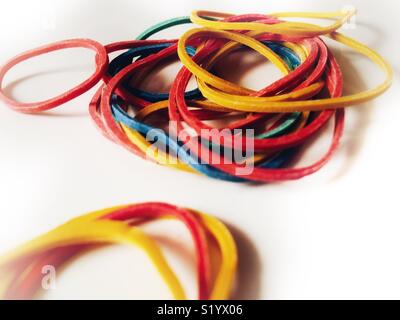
[0,39,109,113]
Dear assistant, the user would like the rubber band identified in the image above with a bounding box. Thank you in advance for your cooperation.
[0,39,108,113]
[190,9,357,37]
[136,16,193,41]
[0,203,237,300]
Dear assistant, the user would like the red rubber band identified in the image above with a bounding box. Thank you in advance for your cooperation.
[0,39,109,113]
[165,14,345,182]
[169,48,344,182]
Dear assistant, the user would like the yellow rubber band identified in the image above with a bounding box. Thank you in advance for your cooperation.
[196,212,237,300]
[190,9,357,37]
[0,205,238,300]
[0,217,186,300]
[178,28,290,95]
[178,27,392,113]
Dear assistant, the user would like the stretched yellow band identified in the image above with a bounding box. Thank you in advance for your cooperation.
[178,27,392,113]
[190,9,357,37]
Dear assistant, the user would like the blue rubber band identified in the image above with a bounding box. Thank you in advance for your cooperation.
[108,43,202,102]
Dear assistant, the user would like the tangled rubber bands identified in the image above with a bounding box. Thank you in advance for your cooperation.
[0,202,237,300]
[0,10,393,183]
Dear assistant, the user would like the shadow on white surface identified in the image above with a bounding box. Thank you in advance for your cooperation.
[228,224,262,300]
[2,69,92,118]
[329,48,373,181]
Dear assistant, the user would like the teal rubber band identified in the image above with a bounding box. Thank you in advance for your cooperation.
[136,17,192,40]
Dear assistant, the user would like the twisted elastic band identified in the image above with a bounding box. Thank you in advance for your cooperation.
[0,203,237,300]
[99,38,304,182]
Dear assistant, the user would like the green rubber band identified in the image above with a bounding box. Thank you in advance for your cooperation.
[136,17,192,40]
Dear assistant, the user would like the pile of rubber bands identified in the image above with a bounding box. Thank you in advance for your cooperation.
[0,9,394,301]
[0,203,237,300]
[0,10,393,183]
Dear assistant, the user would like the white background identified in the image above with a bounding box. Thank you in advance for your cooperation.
[0,0,399,300]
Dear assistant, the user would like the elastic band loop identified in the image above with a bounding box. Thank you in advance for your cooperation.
[0,39,108,113]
